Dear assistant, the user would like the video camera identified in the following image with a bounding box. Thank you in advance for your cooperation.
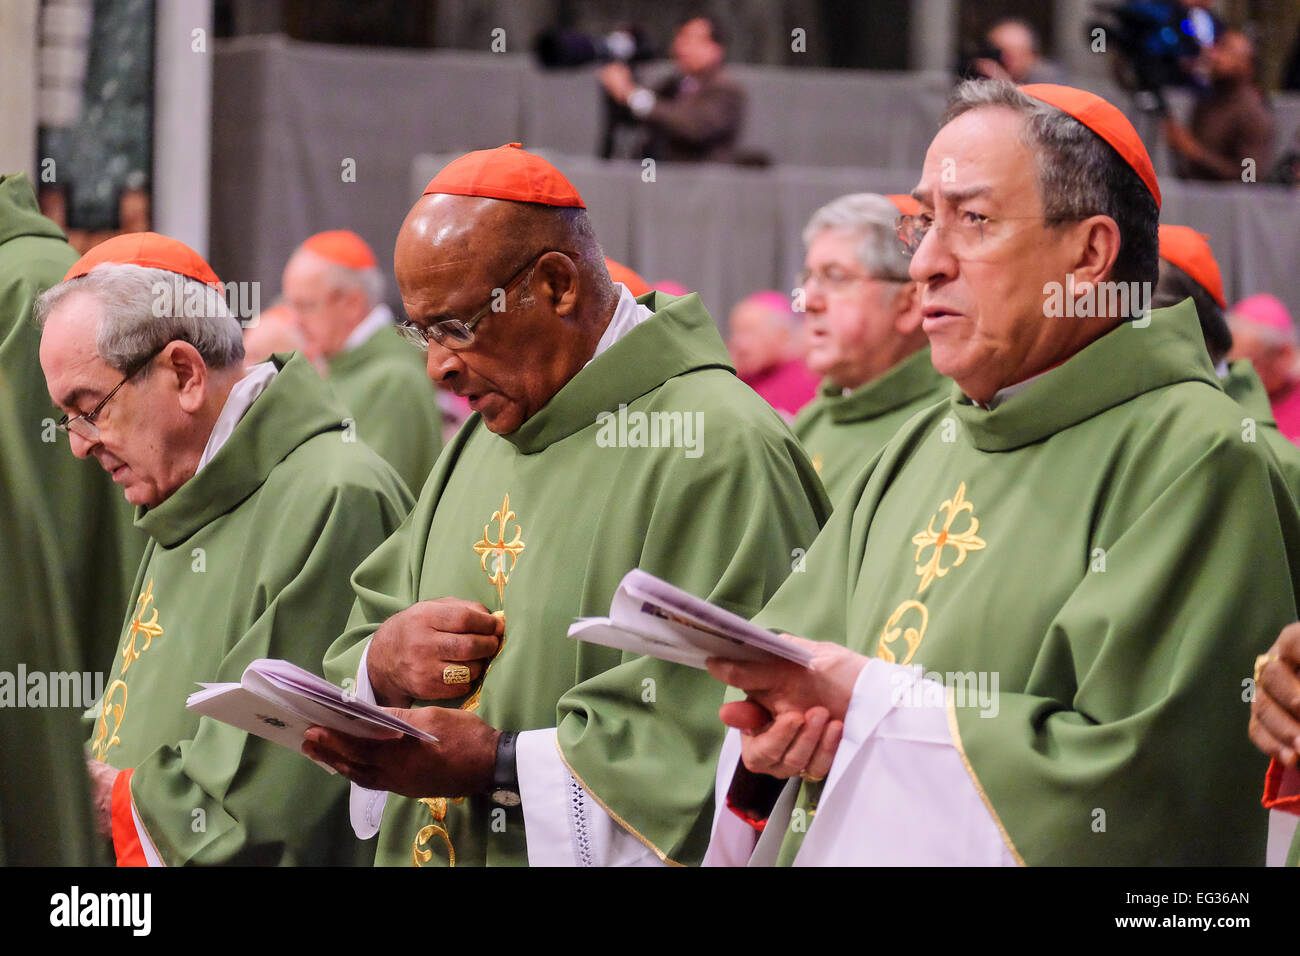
[534,28,655,69]
[1091,1,1203,113]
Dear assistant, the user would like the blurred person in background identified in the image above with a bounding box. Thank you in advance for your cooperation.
[972,18,1066,85]
[598,15,745,163]
[1165,30,1275,181]
[791,194,947,501]
[282,230,442,495]
[1154,225,1300,492]
[1228,293,1300,444]
[727,290,818,419]
[242,302,313,368]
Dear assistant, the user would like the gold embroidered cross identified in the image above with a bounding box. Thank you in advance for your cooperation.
[121,578,163,674]
[472,494,525,606]
[911,482,986,593]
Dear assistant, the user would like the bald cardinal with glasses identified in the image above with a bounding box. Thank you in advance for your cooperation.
[305,143,828,867]
[702,82,1300,866]
[35,233,413,865]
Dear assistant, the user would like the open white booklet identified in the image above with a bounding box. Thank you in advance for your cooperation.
[186,658,435,773]
[568,569,814,671]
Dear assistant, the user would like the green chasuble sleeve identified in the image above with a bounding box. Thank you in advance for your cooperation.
[325,325,443,497]
[792,346,950,504]
[326,291,830,866]
[0,173,144,677]
[100,354,413,865]
[751,299,1300,865]
[0,379,105,866]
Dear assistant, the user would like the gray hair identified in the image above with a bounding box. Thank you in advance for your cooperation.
[943,78,1159,291]
[315,256,385,308]
[802,193,913,283]
[33,263,245,372]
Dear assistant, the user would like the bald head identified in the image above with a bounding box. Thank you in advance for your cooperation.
[394,194,620,434]
[396,194,613,310]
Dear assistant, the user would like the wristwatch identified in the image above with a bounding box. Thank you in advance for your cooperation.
[489,731,521,807]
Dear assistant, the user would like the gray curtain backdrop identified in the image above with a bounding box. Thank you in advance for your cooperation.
[211,36,1300,329]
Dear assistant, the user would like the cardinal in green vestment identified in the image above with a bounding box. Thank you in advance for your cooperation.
[1153,224,1300,498]
[306,144,829,867]
[791,193,949,502]
[703,82,1300,867]
[281,230,442,495]
[36,233,413,865]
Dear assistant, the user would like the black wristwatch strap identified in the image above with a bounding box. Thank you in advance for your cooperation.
[492,731,520,794]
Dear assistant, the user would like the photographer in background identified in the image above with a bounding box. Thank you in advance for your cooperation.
[1165,30,1275,181]
[970,19,1066,85]
[598,15,745,163]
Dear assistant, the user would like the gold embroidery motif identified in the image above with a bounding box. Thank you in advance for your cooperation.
[93,578,164,760]
[412,797,457,867]
[877,600,928,665]
[413,496,526,866]
[811,453,823,476]
[877,483,986,666]
[91,680,128,761]
[473,493,526,606]
[910,481,985,593]
[121,579,164,674]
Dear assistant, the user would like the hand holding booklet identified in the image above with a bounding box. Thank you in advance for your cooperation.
[186,658,435,773]
[567,569,814,670]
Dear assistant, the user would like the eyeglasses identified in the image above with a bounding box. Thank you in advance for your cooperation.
[797,265,908,295]
[397,249,577,352]
[895,212,1082,259]
[56,346,165,443]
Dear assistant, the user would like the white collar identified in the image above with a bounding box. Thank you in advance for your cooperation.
[975,367,1052,410]
[341,303,394,352]
[584,283,654,368]
[196,361,279,472]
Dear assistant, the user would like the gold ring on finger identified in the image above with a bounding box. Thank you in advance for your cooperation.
[442,664,472,685]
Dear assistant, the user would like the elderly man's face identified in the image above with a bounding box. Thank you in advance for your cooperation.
[802,229,905,389]
[727,300,791,379]
[395,196,585,435]
[282,251,359,359]
[1229,322,1296,395]
[39,291,192,507]
[909,107,1089,402]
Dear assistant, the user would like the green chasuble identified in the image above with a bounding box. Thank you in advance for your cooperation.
[792,347,950,503]
[751,299,1300,865]
[0,172,144,675]
[325,291,830,867]
[0,380,105,865]
[1221,359,1300,499]
[94,353,412,865]
[326,325,443,495]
